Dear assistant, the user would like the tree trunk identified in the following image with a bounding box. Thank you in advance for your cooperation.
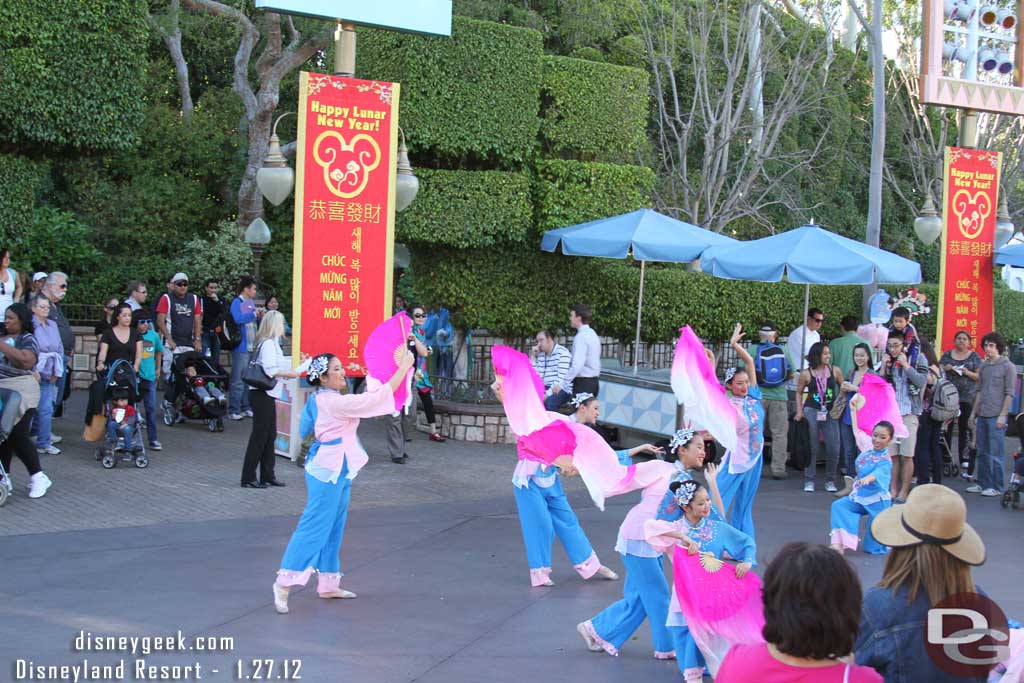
[862,0,885,314]
[238,110,273,227]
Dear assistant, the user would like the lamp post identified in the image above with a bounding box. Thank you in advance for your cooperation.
[244,217,272,300]
[256,113,295,206]
[996,191,1015,249]
[914,192,944,245]
[395,127,420,212]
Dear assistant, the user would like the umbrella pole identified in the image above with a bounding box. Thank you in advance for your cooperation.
[633,260,646,375]
[800,284,810,373]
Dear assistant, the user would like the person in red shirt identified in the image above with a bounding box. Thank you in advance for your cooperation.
[716,542,882,683]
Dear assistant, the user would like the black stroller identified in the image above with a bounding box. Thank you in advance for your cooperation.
[163,351,228,433]
[94,360,148,469]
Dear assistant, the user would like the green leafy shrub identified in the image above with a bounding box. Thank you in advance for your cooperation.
[181,221,254,292]
[397,169,533,247]
[0,0,147,150]
[540,56,649,162]
[357,16,543,168]
[535,160,655,235]
[0,154,50,246]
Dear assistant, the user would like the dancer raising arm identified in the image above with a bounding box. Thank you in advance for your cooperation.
[272,351,414,614]
[716,323,765,538]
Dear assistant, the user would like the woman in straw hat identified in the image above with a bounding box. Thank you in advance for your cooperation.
[855,484,995,683]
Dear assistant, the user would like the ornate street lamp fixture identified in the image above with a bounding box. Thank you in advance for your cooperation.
[996,191,1015,249]
[256,113,295,206]
[914,193,943,245]
[395,127,419,212]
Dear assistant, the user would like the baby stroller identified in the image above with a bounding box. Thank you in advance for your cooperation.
[0,388,20,506]
[939,429,960,479]
[95,359,148,469]
[163,351,228,433]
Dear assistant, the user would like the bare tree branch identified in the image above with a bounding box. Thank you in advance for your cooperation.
[146,0,194,122]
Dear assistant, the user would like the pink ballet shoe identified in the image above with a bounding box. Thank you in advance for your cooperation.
[272,583,290,614]
[577,622,602,652]
[595,565,619,581]
[318,589,357,599]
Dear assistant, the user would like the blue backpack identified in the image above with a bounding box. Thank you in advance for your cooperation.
[755,343,790,387]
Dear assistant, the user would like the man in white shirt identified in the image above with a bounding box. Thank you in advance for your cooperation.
[125,280,148,312]
[785,307,824,388]
[531,329,572,410]
[565,304,601,399]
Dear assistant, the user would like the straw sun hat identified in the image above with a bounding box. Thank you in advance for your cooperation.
[870,484,986,566]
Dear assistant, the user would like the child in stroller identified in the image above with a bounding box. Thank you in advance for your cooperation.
[96,360,148,469]
[164,351,228,432]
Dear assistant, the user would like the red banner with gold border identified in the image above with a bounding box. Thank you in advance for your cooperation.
[936,147,1001,352]
[291,72,399,374]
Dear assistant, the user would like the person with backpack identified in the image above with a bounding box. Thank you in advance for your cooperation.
[940,331,982,478]
[916,342,958,485]
[749,322,791,480]
[228,276,262,421]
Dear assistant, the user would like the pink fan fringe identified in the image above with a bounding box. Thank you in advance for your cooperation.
[671,327,738,453]
[852,374,910,444]
[672,547,765,647]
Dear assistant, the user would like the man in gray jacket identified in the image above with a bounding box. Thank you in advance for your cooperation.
[876,328,927,503]
[968,331,1017,497]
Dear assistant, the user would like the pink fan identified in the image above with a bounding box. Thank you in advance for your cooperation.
[517,421,577,465]
[492,345,549,436]
[364,311,415,413]
[673,547,765,675]
[850,373,909,451]
[671,326,738,452]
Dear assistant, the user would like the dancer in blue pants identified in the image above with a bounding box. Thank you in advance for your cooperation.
[830,421,894,556]
[716,324,765,540]
[514,392,659,587]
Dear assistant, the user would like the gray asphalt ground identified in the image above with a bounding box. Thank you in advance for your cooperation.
[2,393,1022,682]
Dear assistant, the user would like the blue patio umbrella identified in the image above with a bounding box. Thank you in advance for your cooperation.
[700,223,922,368]
[541,209,737,372]
[996,242,1024,267]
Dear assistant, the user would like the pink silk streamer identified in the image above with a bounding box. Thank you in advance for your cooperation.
[670,326,738,453]
[493,345,632,510]
[850,373,909,452]
[857,323,889,352]
[672,548,765,676]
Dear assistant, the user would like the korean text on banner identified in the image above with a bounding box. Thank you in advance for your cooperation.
[291,73,399,375]
[937,147,1001,352]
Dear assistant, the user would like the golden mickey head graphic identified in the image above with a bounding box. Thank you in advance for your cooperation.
[952,189,993,241]
[313,131,382,199]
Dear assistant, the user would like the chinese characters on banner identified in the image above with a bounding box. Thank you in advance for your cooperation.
[291,73,399,374]
[936,147,1001,353]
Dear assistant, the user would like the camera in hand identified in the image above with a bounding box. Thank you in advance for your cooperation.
[407,339,418,355]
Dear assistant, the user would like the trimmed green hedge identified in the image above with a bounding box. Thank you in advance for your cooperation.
[540,56,649,162]
[412,248,1024,342]
[535,160,655,235]
[357,16,542,167]
[0,154,49,246]
[396,168,533,247]
[0,0,147,150]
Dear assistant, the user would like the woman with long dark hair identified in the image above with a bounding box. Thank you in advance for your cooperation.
[0,303,50,498]
[795,341,844,493]
[940,330,981,478]
[837,342,876,482]
[272,351,413,613]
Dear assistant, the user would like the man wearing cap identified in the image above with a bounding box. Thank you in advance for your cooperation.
[26,272,46,304]
[156,273,203,406]
[746,322,792,479]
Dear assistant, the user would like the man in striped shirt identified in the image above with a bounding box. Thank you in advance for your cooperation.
[531,330,572,410]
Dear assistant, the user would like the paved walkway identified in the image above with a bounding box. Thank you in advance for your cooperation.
[2,394,1023,682]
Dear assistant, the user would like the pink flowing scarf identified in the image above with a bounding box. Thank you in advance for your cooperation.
[671,326,738,453]
[850,373,909,452]
[673,548,765,676]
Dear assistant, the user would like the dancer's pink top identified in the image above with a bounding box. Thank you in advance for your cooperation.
[671,326,738,452]
[608,460,675,556]
[717,643,881,683]
[494,345,631,509]
[307,380,395,483]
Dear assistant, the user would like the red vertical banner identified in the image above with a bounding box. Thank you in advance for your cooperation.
[292,72,399,374]
[936,147,1001,352]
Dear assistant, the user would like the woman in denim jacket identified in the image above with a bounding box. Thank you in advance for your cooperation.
[855,484,991,683]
